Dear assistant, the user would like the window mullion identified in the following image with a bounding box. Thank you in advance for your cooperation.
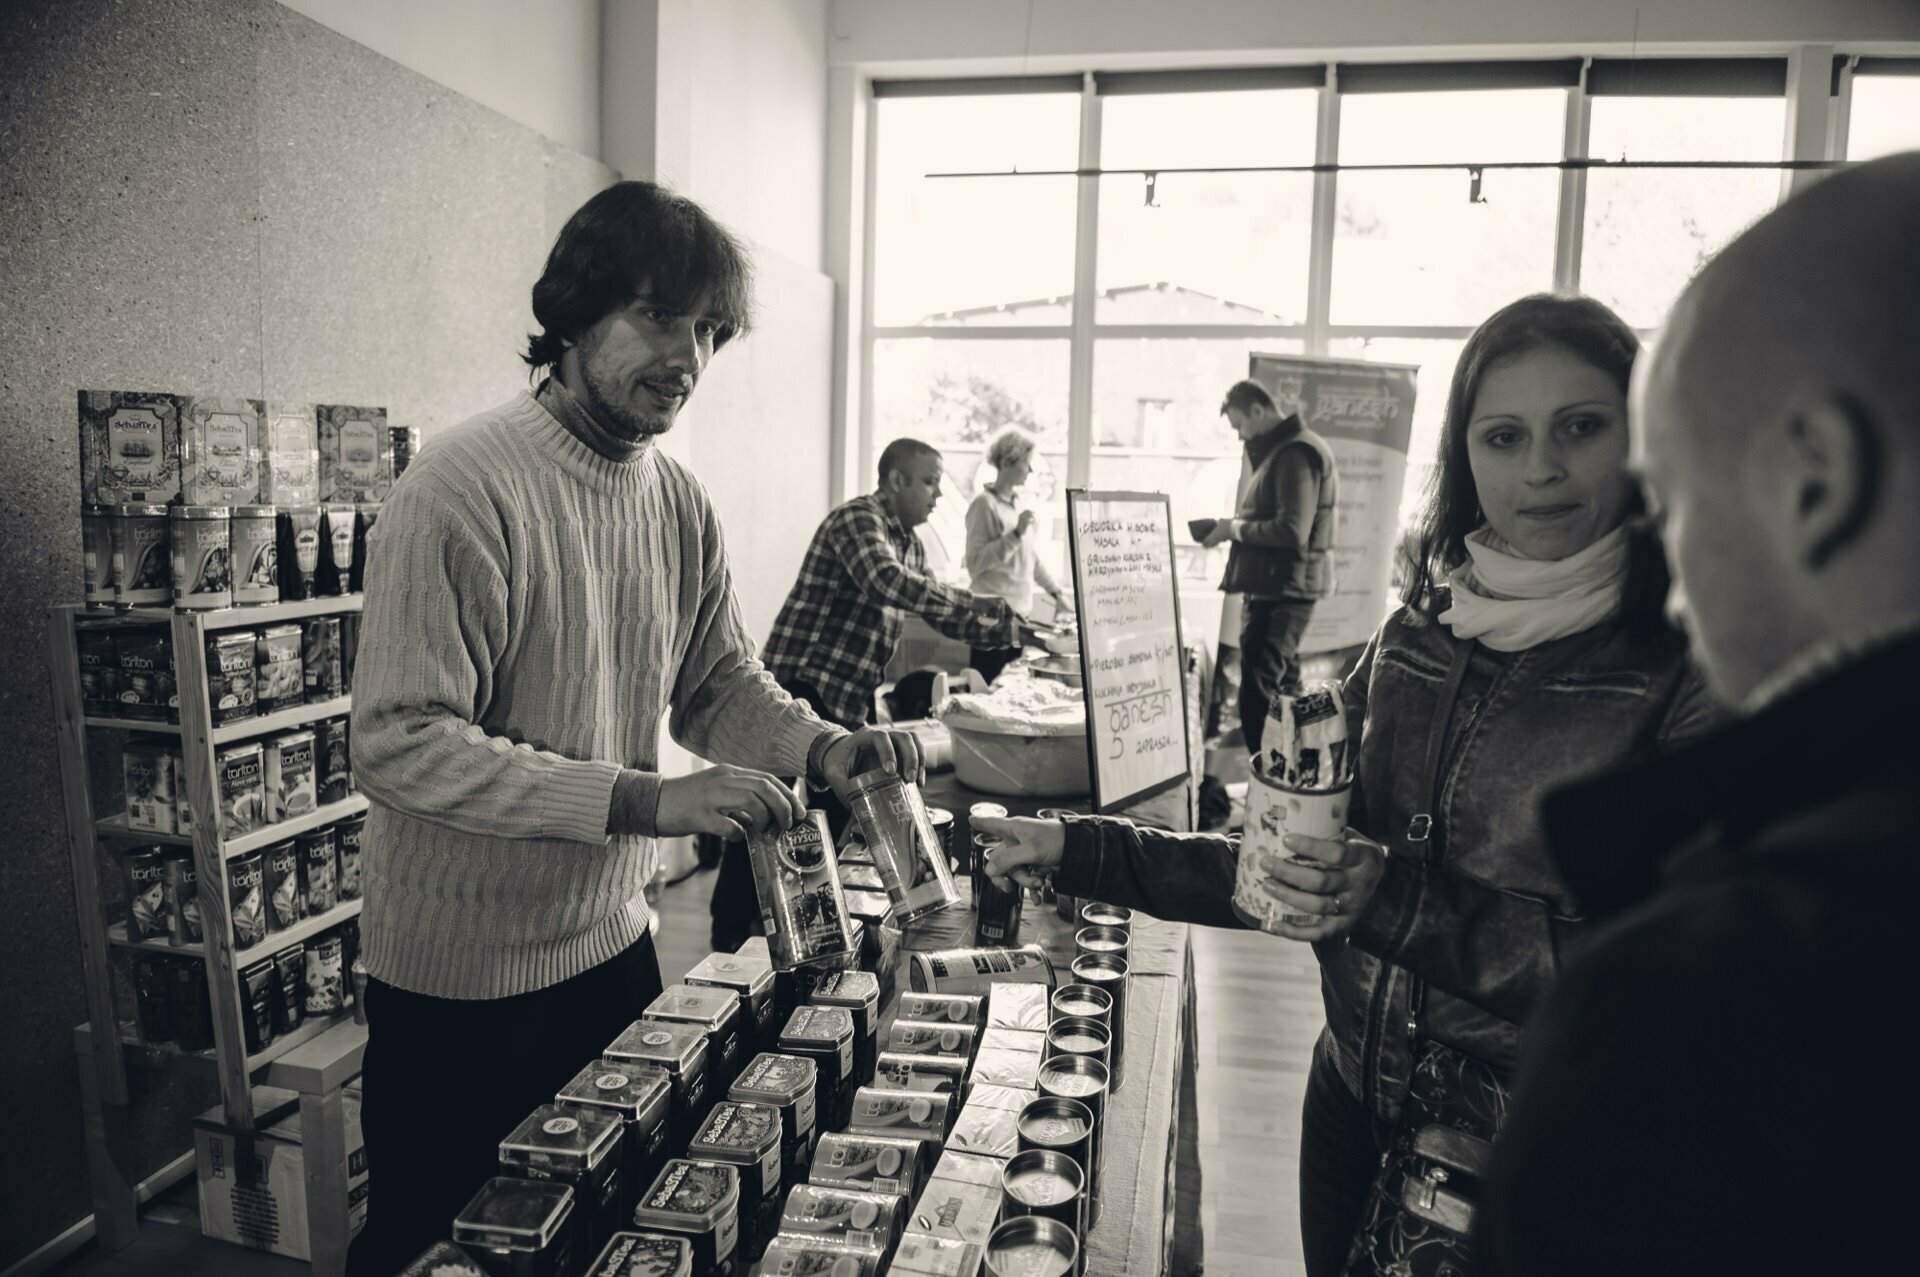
[1305,71,1340,356]
[1067,72,1102,490]
[1554,64,1592,294]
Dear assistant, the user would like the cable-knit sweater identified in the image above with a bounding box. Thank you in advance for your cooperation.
[352,388,827,998]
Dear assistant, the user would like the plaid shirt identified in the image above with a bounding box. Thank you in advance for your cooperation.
[765,493,1017,726]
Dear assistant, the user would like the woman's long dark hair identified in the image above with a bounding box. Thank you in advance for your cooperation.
[1402,293,1672,635]
[523,180,754,378]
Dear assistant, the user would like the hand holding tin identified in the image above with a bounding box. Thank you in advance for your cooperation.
[1250,829,1387,941]
[972,815,1064,892]
[655,764,805,840]
[819,726,926,793]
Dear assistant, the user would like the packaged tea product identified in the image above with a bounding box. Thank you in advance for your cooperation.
[335,813,365,900]
[730,1052,819,1184]
[124,846,170,941]
[605,1020,711,1148]
[304,931,345,1015]
[263,839,302,932]
[179,396,262,506]
[167,957,215,1051]
[264,730,316,823]
[582,1231,691,1277]
[779,1184,904,1261]
[317,404,392,504]
[500,1102,625,1264]
[77,627,119,713]
[303,616,344,701]
[163,848,202,946]
[556,1061,674,1218]
[646,984,744,1092]
[807,1132,926,1199]
[255,624,305,713]
[299,827,337,914]
[748,809,855,970]
[315,505,355,597]
[112,627,171,721]
[397,1241,486,1277]
[261,404,320,506]
[111,504,171,608]
[315,716,351,803]
[241,958,277,1054]
[452,1177,577,1277]
[227,849,268,948]
[133,954,172,1044]
[168,504,230,610]
[122,743,175,835]
[689,1101,785,1261]
[634,1160,738,1277]
[350,503,377,594]
[205,631,258,725]
[273,943,305,1035]
[82,505,115,609]
[79,390,183,505]
[216,742,265,838]
[230,505,279,606]
[277,506,322,600]
[687,949,776,1057]
[170,749,193,837]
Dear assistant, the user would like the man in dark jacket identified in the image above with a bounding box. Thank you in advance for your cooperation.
[1202,379,1338,753]
[1480,152,1920,1275]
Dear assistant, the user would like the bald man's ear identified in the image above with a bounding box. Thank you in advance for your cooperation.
[1781,393,1880,571]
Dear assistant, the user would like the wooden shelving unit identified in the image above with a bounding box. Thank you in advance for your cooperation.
[49,595,370,1268]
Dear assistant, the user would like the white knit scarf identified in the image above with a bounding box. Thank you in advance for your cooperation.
[1439,525,1631,651]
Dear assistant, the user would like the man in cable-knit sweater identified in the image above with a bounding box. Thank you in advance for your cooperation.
[346,182,921,1274]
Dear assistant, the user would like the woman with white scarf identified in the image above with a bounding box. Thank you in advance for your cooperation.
[980,295,1720,1277]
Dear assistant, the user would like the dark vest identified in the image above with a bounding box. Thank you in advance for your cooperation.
[1220,417,1338,601]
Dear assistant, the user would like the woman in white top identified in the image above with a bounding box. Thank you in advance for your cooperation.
[965,429,1068,683]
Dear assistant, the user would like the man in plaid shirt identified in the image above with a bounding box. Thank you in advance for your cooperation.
[708,437,1026,946]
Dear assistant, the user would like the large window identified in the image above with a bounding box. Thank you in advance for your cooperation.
[862,54,1902,645]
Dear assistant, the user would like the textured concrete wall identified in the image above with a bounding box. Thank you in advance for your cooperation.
[0,1,613,1266]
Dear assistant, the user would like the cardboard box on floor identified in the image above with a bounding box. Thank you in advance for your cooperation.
[193,1083,367,1261]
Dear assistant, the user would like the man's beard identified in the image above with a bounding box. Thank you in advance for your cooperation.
[580,352,678,441]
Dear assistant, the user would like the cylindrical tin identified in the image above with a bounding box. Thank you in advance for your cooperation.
[315,716,352,804]
[77,627,119,713]
[205,631,259,725]
[689,1101,784,1262]
[1017,1096,1095,1190]
[1036,809,1079,922]
[1037,1055,1110,1225]
[1068,952,1130,1085]
[908,945,1055,997]
[124,845,170,941]
[453,1177,577,1277]
[1074,925,1130,968]
[606,1021,712,1149]
[254,623,304,713]
[216,742,265,839]
[1050,984,1113,1036]
[304,931,346,1016]
[264,729,317,823]
[82,504,116,609]
[748,808,857,971]
[133,954,173,1043]
[111,625,171,720]
[758,1235,885,1276]
[873,1052,968,1095]
[985,1215,1078,1277]
[969,832,1000,902]
[273,943,304,1035]
[974,871,1023,947]
[1045,1017,1111,1076]
[1000,1149,1086,1254]
[335,812,365,900]
[230,504,279,605]
[121,742,174,835]
[299,826,338,915]
[303,615,344,702]
[277,505,321,600]
[779,1183,904,1260]
[170,505,231,609]
[968,801,1008,823]
[112,503,171,608]
[226,849,268,949]
[846,768,959,922]
[163,849,201,947]
[885,1020,978,1061]
[168,957,215,1052]
[315,504,356,597]
[340,612,358,693]
[263,839,303,933]
[896,992,983,1026]
[350,502,378,593]
[926,805,957,875]
[848,1086,951,1144]
[1079,902,1133,932]
[807,1132,924,1199]
[729,1052,818,1184]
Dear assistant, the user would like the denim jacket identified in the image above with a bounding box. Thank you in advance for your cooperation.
[1056,605,1717,1123]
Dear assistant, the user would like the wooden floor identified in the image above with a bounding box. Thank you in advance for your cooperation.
[51,863,1324,1277]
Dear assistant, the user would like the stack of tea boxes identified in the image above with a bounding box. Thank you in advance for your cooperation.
[400,856,1104,1276]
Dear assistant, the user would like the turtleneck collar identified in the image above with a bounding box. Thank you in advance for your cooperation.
[535,376,656,464]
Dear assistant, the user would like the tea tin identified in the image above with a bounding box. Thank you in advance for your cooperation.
[779,1184,904,1259]
[807,1132,925,1198]
[265,730,316,823]
[646,984,744,1092]
[112,504,171,608]
[255,624,304,713]
[170,506,231,610]
[748,809,856,970]
[230,505,280,605]
[124,845,170,941]
[263,839,303,933]
[583,1231,692,1277]
[605,1020,711,1147]
[299,827,338,914]
[846,769,959,922]
[453,1177,578,1277]
[205,631,259,724]
[634,1160,739,1277]
[729,1052,819,1182]
[226,849,268,948]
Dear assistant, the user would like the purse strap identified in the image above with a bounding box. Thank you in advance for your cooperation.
[1407,637,1478,862]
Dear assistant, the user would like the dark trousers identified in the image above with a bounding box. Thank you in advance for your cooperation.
[1299,1033,1390,1277]
[1239,597,1317,755]
[345,931,664,1276]
[969,645,1019,686]
[708,678,860,951]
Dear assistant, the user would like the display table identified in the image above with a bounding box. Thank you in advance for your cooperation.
[894,777,1199,1277]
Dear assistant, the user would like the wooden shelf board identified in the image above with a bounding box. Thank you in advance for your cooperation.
[82,715,181,735]
[211,697,352,745]
[105,1010,360,1074]
[75,595,364,630]
[97,794,369,856]
[105,897,361,963]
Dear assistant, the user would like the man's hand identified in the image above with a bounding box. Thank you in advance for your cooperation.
[656,765,805,841]
[967,592,1009,620]
[1247,829,1387,941]
[1202,518,1236,549]
[820,726,927,793]
[1016,510,1037,536]
[973,815,1065,891]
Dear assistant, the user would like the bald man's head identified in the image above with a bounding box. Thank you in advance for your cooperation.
[1635,151,1920,705]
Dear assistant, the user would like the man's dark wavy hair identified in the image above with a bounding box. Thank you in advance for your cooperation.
[523,180,753,378]
[1402,292,1672,635]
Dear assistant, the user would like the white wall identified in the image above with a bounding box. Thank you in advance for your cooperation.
[276,0,603,156]
[826,0,1920,68]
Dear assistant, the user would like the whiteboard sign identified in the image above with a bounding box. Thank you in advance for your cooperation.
[1066,491,1192,812]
